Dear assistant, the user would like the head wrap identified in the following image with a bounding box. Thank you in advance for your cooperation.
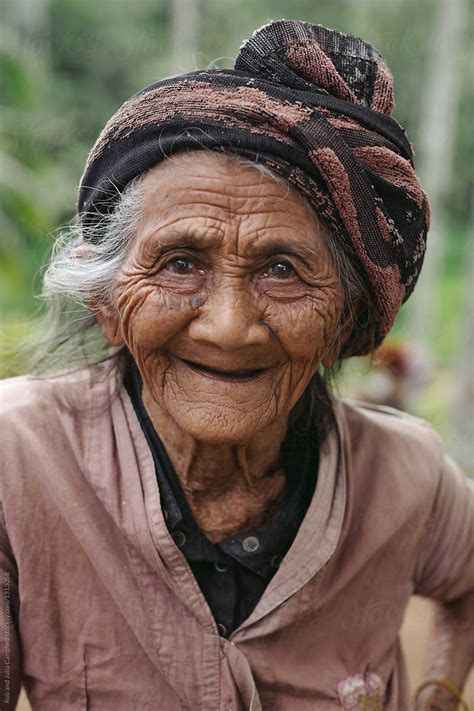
[78,20,430,356]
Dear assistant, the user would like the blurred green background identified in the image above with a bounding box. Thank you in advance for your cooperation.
[0,0,472,471]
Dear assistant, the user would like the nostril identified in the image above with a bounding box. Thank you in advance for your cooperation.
[188,309,269,350]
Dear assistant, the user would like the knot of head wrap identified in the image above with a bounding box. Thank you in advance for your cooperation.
[78,19,430,356]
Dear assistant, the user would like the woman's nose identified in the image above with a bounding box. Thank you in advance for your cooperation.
[187,284,269,351]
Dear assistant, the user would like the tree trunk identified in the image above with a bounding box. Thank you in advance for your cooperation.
[171,0,201,73]
[407,0,467,346]
[8,0,51,63]
[448,208,474,476]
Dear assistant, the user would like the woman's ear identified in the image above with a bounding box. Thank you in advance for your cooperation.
[92,301,125,347]
[321,339,342,369]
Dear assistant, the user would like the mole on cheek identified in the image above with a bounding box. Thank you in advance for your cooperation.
[189,294,205,308]
[167,298,182,311]
[166,294,204,311]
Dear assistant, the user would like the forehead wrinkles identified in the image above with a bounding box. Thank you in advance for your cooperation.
[144,172,290,215]
[139,151,293,210]
[136,170,316,258]
[140,205,316,261]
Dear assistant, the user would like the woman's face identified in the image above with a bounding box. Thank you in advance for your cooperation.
[100,151,343,444]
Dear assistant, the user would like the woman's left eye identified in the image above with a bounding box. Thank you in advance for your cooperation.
[164,256,196,275]
[264,261,295,279]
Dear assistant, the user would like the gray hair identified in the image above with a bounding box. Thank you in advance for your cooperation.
[29,152,373,374]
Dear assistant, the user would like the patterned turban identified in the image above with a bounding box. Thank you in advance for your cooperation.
[78,20,430,356]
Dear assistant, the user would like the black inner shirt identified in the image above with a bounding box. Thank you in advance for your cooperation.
[124,362,319,637]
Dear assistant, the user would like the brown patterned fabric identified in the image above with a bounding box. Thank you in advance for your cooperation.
[78,20,430,356]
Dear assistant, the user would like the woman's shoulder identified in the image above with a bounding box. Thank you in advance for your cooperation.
[335,397,449,494]
[0,363,118,434]
[334,399,473,605]
[1,367,92,413]
[337,397,443,454]
[0,364,123,500]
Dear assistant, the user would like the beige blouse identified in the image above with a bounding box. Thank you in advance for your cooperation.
[0,364,472,710]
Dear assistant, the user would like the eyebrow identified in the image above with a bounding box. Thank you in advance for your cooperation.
[148,232,320,263]
[148,231,218,252]
[248,242,320,263]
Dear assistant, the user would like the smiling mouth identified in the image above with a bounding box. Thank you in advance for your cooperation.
[176,357,269,382]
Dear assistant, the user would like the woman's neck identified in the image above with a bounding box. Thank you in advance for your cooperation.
[142,385,289,542]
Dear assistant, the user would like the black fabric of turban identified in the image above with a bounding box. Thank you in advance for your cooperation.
[78,19,430,356]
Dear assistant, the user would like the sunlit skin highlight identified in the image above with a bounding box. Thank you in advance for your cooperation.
[98,151,343,541]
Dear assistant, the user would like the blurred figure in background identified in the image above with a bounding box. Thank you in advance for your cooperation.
[349,341,432,411]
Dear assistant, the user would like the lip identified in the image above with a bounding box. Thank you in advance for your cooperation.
[174,356,270,383]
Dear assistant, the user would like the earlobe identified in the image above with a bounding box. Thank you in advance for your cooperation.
[94,303,124,347]
[321,343,340,369]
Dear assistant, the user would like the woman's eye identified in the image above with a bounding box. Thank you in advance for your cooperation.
[165,257,196,275]
[265,261,295,279]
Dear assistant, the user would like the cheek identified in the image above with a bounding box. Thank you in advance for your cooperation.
[116,283,196,351]
[267,289,341,364]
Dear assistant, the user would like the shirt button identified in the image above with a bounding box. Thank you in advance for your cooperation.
[242,536,259,553]
[217,623,228,637]
[172,530,186,548]
[271,554,282,569]
[214,562,228,573]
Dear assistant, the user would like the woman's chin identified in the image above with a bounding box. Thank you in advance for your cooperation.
[167,406,274,445]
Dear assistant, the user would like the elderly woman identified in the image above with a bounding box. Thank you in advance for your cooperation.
[0,20,472,711]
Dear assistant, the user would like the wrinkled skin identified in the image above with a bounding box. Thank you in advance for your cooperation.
[98,151,343,541]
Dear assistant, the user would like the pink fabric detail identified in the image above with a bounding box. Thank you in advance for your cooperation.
[286,40,358,105]
[375,207,393,244]
[310,146,405,333]
[337,671,386,709]
[90,82,310,162]
[371,63,394,114]
[353,146,425,209]
[318,110,380,135]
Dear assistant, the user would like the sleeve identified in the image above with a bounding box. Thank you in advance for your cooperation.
[413,453,474,602]
[0,502,22,710]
